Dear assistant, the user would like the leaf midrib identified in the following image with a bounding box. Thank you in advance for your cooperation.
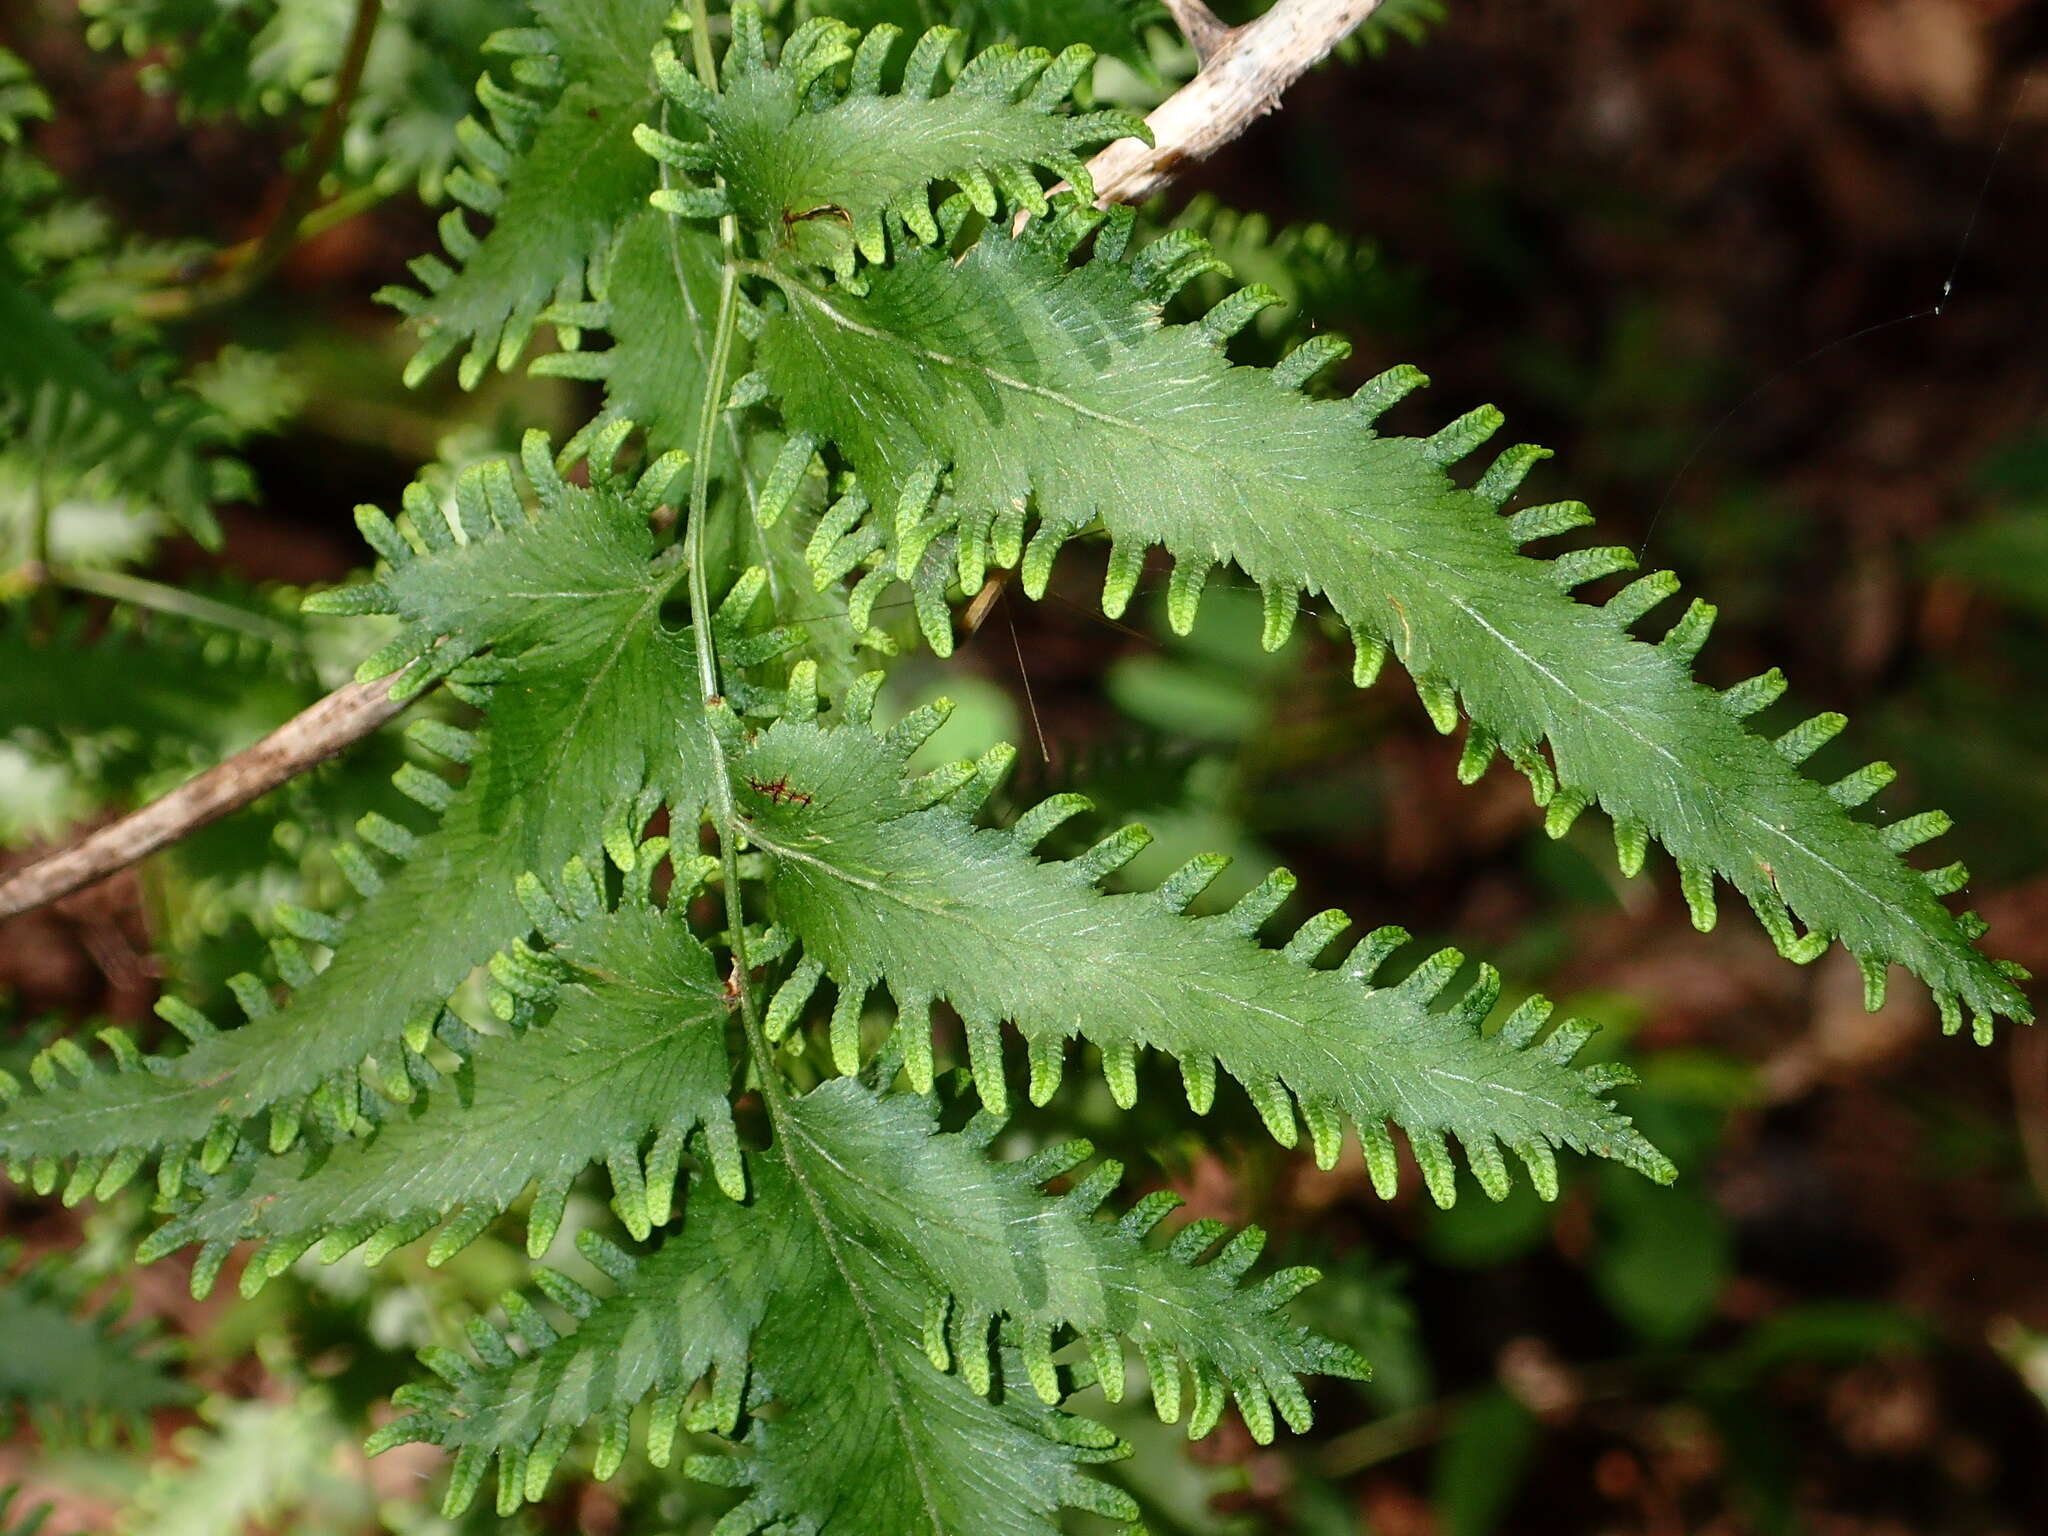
[754,819,1608,1134]
[771,265,2015,1013]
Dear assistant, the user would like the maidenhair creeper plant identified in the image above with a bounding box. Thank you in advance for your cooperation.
[1,0,2032,1529]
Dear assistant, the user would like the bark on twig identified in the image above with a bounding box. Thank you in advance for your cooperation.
[1087,0,1387,206]
[1161,0,1232,61]
[0,676,407,920]
[2,0,1377,922]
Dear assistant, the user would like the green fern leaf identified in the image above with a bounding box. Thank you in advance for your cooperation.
[0,1241,192,1444]
[748,208,2030,1036]
[147,891,736,1283]
[803,0,1155,66]
[120,1393,372,1536]
[532,209,728,459]
[0,47,52,143]
[737,715,1670,1205]
[0,1487,51,1536]
[383,0,678,387]
[0,433,747,1194]
[643,8,1145,276]
[380,1076,1350,1528]
[0,257,227,544]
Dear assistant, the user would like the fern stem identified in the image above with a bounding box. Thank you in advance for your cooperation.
[241,0,384,290]
[678,0,783,1116]
[686,0,722,102]
[668,0,964,1442]
[138,0,384,319]
[50,566,305,650]
[680,0,741,709]
[682,271,741,707]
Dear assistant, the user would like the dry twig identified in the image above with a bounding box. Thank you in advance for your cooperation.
[0,677,407,919]
[1089,0,1387,205]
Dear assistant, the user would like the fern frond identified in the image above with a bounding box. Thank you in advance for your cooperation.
[0,48,52,143]
[79,0,500,196]
[378,1077,1352,1528]
[148,875,736,1287]
[0,1487,51,1536]
[531,210,728,459]
[0,1240,192,1445]
[0,430,761,1197]
[737,710,1669,1205]
[802,0,1155,66]
[1165,191,1409,346]
[0,256,229,543]
[381,1,679,387]
[120,1393,372,1536]
[748,206,2031,1037]
[643,6,1146,277]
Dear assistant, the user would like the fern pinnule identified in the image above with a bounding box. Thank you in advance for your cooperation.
[380,0,682,388]
[0,1240,192,1445]
[736,707,1671,1206]
[748,199,2030,1038]
[802,0,1157,66]
[643,4,1147,277]
[373,1078,1355,1529]
[136,852,739,1297]
[0,428,771,1194]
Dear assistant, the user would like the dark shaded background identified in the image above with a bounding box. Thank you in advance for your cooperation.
[5,0,2048,1531]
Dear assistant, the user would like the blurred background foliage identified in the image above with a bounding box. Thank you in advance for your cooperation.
[3,0,2048,1530]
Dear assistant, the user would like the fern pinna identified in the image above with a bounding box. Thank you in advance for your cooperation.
[2,2,2030,1530]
